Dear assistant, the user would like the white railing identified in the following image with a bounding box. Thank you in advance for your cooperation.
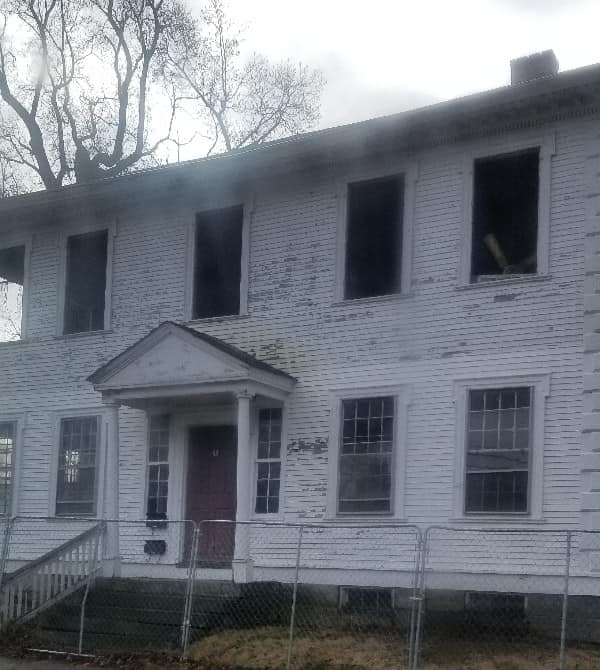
[0,522,105,627]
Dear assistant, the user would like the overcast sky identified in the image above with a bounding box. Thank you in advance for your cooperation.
[185,0,600,130]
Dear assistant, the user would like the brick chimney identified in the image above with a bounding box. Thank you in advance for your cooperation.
[510,50,559,85]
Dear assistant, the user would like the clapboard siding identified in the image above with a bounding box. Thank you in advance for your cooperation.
[0,116,594,574]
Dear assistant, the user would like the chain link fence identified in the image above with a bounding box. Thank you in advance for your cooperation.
[2,517,600,669]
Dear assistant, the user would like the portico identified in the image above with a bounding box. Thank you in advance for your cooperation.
[87,321,295,575]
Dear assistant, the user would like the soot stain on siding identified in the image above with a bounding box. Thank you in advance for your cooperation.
[289,438,328,454]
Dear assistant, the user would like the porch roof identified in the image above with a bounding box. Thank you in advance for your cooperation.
[87,321,296,404]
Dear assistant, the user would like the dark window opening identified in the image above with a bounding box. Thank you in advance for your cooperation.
[344,176,404,300]
[471,148,539,281]
[343,587,393,613]
[64,230,108,334]
[0,245,25,341]
[193,205,243,319]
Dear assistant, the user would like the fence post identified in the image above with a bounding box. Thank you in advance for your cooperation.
[286,525,304,670]
[410,528,428,670]
[0,516,14,594]
[181,522,200,659]
[407,528,423,670]
[78,521,105,654]
[559,530,572,670]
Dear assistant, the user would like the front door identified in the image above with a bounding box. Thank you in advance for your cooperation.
[185,425,237,565]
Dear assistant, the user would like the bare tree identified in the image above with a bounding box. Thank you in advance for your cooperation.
[0,0,324,192]
[0,0,187,189]
[166,0,324,154]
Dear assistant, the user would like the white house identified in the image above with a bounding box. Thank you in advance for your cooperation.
[2,50,600,596]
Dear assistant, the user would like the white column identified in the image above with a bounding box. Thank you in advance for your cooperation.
[103,399,121,576]
[234,391,253,581]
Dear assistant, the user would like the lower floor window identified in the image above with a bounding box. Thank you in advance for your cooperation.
[56,416,99,516]
[0,421,15,516]
[255,408,282,514]
[465,387,532,513]
[338,396,394,514]
[147,414,170,519]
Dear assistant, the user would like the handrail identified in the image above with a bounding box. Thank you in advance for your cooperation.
[0,521,105,627]
[1,523,105,585]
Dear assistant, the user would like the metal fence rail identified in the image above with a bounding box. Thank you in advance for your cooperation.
[1,517,600,669]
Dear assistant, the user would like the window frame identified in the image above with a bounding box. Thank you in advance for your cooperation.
[0,413,24,517]
[326,385,411,519]
[452,374,550,521]
[49,408,107,518]
[459,132,555,287]
[253,404,285,517]
[184,200,251,323]
[56,221,116,337]
[0,234,32,342]
[145,412,171,521]
[334,163,417,303]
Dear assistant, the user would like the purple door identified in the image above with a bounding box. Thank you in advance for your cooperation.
[186,425,237,565]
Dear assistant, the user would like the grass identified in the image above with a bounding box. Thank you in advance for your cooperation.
[188,626,600,670]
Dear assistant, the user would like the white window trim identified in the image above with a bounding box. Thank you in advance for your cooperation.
[334,162,417,303]
[184,198,252,322]
[452,374,550,522]
[326,384,411,519]
[56,220,116,337]
[49,408,108,518]
[0,412,25,517]
[0,234,32,341]
[251,399,287,520]
[459,131,555,287]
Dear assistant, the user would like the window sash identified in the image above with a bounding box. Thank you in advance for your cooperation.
[147,415,170,519]
[0,421,15,516]
[464,387,532,514]
[255,408,282,514]
[338,397,395,514]
[56,416,99,516]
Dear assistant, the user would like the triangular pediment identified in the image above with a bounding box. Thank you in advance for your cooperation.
[88,322,282,391]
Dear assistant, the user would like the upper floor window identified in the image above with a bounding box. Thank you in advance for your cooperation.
[56,416,99,516]
[0,421,15,516]
[193,205,243,319]
[338,396,394,514]
[64,230,108,334]
[344,176,404,300]
[465,387,532,514]
[255,408,282,514]
[471,148,539,282]
[0,245,25,342]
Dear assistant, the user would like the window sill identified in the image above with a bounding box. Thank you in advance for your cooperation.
[186,313,250,326]
[0,338,29,346]
[331,292,413,308]
[456,274,551,291]
[448,516,545,525]
[55,329,113,341]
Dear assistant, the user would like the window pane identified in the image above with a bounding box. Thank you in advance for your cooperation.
[0,246,25,342]
[64,230,108,334]
[255,408,283,514]
[465,387,532,514]
[193,206,243,318]
[344,176,404,299]
[0,422,15,516]
[147,415,170,519]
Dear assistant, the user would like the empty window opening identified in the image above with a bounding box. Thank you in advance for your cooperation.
[64,230,108,334]
[338,396,394,514]
[56,416,99,516]
[0,421,15,516]
[344,176,404,300]
[193,205,243,319]
[341,587,394,614]
[0,245,25,342]
[465,387,532,514]
[471,148,539,281]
